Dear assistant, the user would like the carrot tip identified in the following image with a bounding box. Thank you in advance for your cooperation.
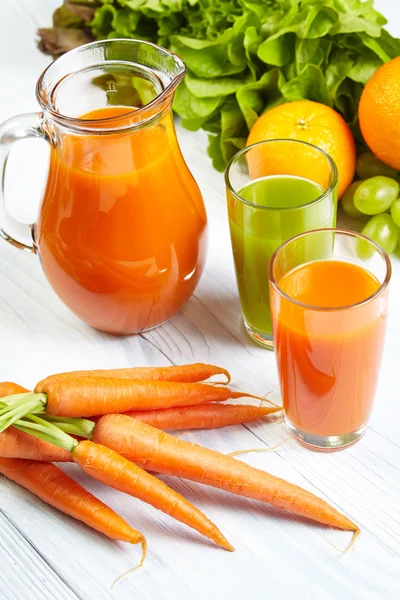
[345,528,360,553]
[215,531,235,552]
[259,392,282,409]
[174,431,199,443]
[227,438,291,458]
[222,370,231,385]
[111,537,147,588]
[210,367,231,385]
[324,527,360,554]
[233,392,282,408]
[204,376,231,387]
[272,414,285,424]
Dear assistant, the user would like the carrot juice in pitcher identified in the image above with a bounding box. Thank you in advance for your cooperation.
[0,40,207,334]
[37,103,207,334]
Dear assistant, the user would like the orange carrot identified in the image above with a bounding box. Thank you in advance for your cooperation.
[126,403,281,430]
[0,392,233,551]
[72,440,233,552]
[0,382,30,396]
[36,363,231,388]
[34,377,261,417]
[0,426,72,462]
[0,456,145,547]
[0,382,357,535]
[0,403,276,460]
[93,414,358,532]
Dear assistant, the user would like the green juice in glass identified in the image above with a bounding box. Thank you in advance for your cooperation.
[228,174,336,345]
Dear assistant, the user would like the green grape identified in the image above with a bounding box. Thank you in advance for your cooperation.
[354,176,399,215]
[356,152,398,179]
[341,181,365,218]
[362,214,399,255]
[390,198,400,228]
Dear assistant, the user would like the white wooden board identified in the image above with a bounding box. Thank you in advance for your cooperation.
[0,1,399,599]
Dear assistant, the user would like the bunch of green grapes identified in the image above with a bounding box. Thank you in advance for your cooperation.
[342,152,400,255]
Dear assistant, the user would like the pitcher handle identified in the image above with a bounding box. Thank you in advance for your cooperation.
[0,113,48,253]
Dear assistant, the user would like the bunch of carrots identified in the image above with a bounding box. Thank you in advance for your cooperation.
[0,363,359,579]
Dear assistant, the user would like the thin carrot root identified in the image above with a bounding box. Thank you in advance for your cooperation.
[325,527,361,554]
[259,391,272,407]
[227,438,291,457]
[174,431,199,443]
[259,392,282,409]
[345,528,361,553]
[111,538,148,589]
[272,414,285,424]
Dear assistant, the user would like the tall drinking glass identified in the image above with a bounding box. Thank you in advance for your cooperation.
[225,139,337,349]
[269,229,391,451]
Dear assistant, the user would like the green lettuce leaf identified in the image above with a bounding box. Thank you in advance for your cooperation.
[40,0,400,170]
[173,78,222,121]
[236,69,285,130]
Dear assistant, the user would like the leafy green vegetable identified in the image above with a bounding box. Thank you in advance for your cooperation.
[39,0,400,170]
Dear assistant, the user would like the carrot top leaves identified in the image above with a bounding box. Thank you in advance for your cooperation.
[0,396,94,447]
[42,414,95,438]
[0,393,47,432]
[11,414,79,452]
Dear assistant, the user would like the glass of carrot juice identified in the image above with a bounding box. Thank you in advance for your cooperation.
[225,139,337,349]
[269,229,391,451]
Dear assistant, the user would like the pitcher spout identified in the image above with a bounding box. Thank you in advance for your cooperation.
[148,42,187,92]
[36,38,187,131]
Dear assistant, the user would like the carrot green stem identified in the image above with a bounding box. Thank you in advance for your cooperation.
[12,414,79,452]
[0,393,42,408]
[0,393,94,446]
[40,415,95,439]
[13,415,94,440]
[0,394,47,433]
[0,397,94,439]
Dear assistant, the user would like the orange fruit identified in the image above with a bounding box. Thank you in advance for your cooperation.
[359,56,400,171]
[247,100,356,198]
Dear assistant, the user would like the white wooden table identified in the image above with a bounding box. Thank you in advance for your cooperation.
[0,1,399,599]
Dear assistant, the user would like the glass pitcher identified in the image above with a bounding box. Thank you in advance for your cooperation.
[0,40,207,334]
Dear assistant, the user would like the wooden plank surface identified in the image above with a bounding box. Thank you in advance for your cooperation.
[0,1,399,599]
[0,504,78,600]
